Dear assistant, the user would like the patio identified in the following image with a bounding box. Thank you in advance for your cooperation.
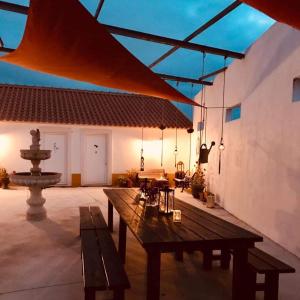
[0,186,299,300]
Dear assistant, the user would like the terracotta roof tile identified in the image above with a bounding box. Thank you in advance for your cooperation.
[0,84,192,128]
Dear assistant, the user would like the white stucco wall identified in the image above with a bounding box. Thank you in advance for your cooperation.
[0,122,191,184]
[193,23,300,257]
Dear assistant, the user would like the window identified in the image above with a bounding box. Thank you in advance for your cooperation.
[292,78,300,102]
[226,104,241,122]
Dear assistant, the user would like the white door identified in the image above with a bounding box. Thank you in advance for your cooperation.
[43,133,68,185]
[83,135,107,185]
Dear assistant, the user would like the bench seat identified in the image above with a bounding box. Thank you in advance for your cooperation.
[247,247,295,300]
[80,206,130,300]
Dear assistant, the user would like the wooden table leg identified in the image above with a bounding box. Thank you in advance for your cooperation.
[108,200,114,232]
[232,247,249,300]
[118,217,127,264]
[265,273,279,300]
[146,249,161,300]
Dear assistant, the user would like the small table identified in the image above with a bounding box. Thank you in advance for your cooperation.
[104,188,263,300]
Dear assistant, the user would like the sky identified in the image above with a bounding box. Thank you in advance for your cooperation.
[0,0,275,119]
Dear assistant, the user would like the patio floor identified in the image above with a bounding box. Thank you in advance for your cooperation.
[0,187,299,300]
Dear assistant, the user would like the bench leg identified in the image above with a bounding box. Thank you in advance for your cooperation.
[146,249,161,300]
[220,249,231,269]
[108,200,114,232]
[202,249,213,270]
[84,287,95,300]
[246,269,257,300]
[119,217,127,264]
[232,248,250,300]
[264,273,279,300]
[114,289,125,300]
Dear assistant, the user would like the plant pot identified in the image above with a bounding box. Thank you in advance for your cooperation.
[206,194,215,208]
[1,178,9,189]
[191,184,204,199]
[127,179,133,188]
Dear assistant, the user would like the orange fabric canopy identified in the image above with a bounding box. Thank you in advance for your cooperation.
[241,0,300,30]
[0,0,197,106]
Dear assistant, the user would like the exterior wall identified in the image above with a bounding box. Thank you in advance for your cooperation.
[0,121,191,186]
[193,23,300,257]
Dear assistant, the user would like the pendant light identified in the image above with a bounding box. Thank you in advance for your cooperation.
[160,124,166,167]
[187,127,194,175]
[140,99,145,171]
[160,101,166,167]
[219,57,227,174]
[174,110,178,168]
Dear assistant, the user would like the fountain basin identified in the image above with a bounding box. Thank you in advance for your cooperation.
[20,149,51,161]
[10,172,61,187]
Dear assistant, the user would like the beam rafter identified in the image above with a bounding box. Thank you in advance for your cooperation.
[94,0,105,20]
[0,1,245,60]
[149,1,242,68]
[156,73,212,85]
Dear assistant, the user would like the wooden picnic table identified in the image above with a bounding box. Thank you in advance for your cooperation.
[103,188,263,300]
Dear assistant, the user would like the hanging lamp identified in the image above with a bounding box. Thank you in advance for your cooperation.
[219,57,227,174]
[160,102,166,167]
[160,124,166,167]
[174,118,178,167]
[140,99,145,171]
[187,127,194,175]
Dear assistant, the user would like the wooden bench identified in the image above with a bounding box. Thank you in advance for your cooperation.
[202,247,295,300]
[247,247,295,300]
[79,206,130,300]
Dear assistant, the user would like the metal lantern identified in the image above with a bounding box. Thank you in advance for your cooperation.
[159,187,175,214]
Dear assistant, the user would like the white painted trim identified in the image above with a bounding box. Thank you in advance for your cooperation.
[40,129,70,186]
[80,129,112,186]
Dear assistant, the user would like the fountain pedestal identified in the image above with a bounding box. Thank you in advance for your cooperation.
[9,129,61,221]
[27,186,46,220]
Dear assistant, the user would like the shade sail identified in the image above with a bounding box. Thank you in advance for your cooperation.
[0,0,197,106]
[241,0,300,30]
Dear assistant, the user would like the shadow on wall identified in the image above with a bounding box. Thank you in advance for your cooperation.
[275,162,300,257]
[244,27,300,102]
[249,137,300,257]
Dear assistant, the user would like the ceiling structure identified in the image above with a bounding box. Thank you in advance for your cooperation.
[0,0,275,117]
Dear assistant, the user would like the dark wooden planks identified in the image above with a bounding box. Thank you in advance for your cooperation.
[248,248,296,274]
[95,228,130,289]
[81,230,107,290]
[104,189,262,250]
[80,206,107,230]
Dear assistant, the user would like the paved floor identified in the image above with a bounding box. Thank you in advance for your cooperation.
[0,187,298,300]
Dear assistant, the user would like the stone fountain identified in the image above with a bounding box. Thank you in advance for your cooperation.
[10,129,61,221]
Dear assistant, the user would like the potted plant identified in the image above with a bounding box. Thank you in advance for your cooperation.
[126,169,139,187]
[0,168,10,189]
[118,176,128,187]
[191,166,205,199]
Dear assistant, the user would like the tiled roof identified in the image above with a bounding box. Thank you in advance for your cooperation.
[0,84,192,128]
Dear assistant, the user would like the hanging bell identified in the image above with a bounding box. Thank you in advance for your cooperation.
[199,141,215,163]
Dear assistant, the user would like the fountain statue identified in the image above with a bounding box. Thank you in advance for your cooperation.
[10,129,61,221]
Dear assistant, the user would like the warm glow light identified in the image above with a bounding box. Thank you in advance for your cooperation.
[219,143,225,151]
[0,134,11,162]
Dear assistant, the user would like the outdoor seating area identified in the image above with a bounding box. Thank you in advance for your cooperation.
[0,0,300,299]
[0,187,299,300]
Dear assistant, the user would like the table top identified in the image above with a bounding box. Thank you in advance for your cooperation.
[104,189,263,251]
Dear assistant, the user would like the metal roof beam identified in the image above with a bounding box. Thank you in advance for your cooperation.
[0,1,245,60]
[94,0,105,20]
[198,67,227,80]
[149,1,242,68]
[156,73,212,85]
